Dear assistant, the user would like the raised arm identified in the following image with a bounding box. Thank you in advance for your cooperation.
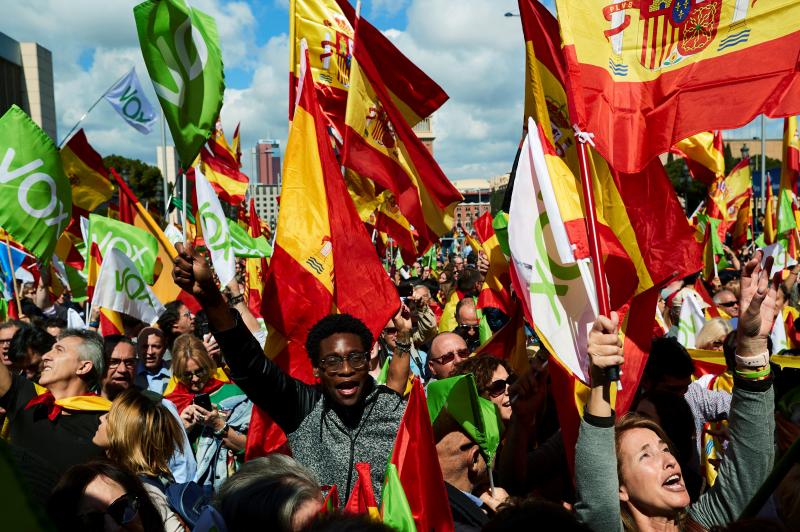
[385,305,412,395]
[573,311,625,532]
[689,252,777,527]
[173,243,318,433]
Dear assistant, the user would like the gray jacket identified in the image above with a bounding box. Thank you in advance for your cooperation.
[214,311,406,505]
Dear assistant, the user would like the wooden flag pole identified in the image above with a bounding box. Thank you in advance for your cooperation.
[574,135,619,384]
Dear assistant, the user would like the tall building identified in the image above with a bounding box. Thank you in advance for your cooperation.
[413,115,435,155]
[255,139,281,185]
[453,178,492,232]
[0,32,57,141]
[156,145,179,188]
[250,184,280,230]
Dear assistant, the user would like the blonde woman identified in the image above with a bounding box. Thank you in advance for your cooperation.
[167,334,250,491]
[93,388,185,532]
[695,318,733,351]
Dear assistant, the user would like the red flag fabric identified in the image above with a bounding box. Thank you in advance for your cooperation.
[344,463,379,517]
[388,378,454,532]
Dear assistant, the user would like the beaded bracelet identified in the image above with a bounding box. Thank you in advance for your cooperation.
[735,366,771,380]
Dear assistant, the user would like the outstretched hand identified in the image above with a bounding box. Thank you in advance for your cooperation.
[737,251,780,356]
[173,242,218,302]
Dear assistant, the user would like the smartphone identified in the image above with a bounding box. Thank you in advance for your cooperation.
[193,393,212,411]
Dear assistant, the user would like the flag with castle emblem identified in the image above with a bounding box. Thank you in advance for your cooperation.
[555,0,800,173]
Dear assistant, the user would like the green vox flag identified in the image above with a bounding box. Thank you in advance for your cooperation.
[0,105,72,259]
[380,463,415,532]
[134,0,225,166]
[777,188,797,235]
[227,219,272,258]
[87,214,159,283]
[426,374,503,463]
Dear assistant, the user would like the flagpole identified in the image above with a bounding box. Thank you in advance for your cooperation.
[574,135,619,384]
[57,70,128,148]
[4,235,22,317]
[161,110,169,219]
[182,171,188,242]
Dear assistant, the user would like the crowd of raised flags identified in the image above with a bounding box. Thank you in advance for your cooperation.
[1,0,800,531]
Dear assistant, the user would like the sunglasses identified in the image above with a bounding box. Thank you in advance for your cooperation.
[430,348,470,366]
[79,494,140,530]
[182,368,208,380]
[717,301,738,308]
[485,374,518,398]
[457,323,479,332]
[382,327,399,335]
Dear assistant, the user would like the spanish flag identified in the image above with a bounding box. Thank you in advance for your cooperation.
[342,18,462,260]
[374,194,419,266]
[473,212,512,316]
[288,0,448,133]
[57,129,115,269]
[263,43,399,382]
[730,189,753,251]
[197,146,249,206]
[671,131,725,185]
[245,199,266,321]
[555,0,800,173]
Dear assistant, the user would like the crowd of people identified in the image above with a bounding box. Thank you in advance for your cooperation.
[1,239,798,532]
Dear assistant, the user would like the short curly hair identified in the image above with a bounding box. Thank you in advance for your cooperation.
[451,354,511,398]
[305,314,373,367]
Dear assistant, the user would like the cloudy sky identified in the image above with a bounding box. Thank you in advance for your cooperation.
[4,0,782,183]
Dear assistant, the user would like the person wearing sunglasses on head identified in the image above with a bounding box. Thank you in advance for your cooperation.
[48,460,166,532]
[172,243,412,508]
[166,333,251,491]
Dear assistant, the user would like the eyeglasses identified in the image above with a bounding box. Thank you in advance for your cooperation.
[79,494,140,530]
[382,327,398,335]
[0,338,12,345]
[108,357,139,370]
[319,352,370,373]
[182,368,208,380]
[485,374,518,398]
[457,323,479,332]
[717,301,738,308]
[181,311,193,318]
[430,348,470,366]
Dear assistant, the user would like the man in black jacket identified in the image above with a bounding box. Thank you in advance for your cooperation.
[173,243,410,505]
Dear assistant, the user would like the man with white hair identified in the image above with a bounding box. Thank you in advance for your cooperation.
[0,329,110,502]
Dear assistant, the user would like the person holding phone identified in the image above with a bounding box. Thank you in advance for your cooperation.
[166,333,250,491]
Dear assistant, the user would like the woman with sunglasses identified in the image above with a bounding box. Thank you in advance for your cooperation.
[452,354,517,423]
[48,460,166,532]
[166,333,251,491]
[92,389,185,532]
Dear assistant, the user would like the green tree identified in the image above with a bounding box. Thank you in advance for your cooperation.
[664,158,707,214]
[103,154,164,208]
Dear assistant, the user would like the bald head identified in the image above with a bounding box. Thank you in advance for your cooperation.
[428,332,469,380]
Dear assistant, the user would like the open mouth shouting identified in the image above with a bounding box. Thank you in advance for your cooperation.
[662,473,686,493]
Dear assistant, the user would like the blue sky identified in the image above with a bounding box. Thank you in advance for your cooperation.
[4,0,785,184]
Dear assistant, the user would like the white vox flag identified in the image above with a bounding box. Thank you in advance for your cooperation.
[195,165,236,287]
[770,310,788,354]
[66,308,87,330]
[761,241,797,277]
[509,117,597,384]
[92,247,165,325]
[676,291,706,349]
[104,68,158,134]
